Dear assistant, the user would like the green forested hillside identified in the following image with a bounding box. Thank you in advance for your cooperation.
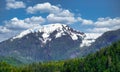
[0,56,23,66]
[0,41,120,72]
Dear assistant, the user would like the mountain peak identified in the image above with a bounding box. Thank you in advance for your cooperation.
[12,23,83,39]
[11,23,85,44]
[12,24,66,39]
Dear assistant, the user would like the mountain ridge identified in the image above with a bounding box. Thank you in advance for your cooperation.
[11,23,85,44]
[81,28,120,56]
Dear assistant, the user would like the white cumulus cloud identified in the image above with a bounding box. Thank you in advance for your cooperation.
[85,17,120,33]
[77,17,93,25]
[87,27,111,33]
[47,13,76,24]
[0,26,11,34]
[5,16,45,30]
[26,2,76,24]
[95,17,120,27]
[26,2,61,14]
[6,0,26,10]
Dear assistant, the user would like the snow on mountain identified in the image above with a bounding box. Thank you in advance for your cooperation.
[80,33,102,47]
[11,23,85,44]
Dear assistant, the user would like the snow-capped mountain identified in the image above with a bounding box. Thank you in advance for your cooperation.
[0,23,119,63]
[11,23,85,45]
[0,24,85,62]
[80,33,102,47]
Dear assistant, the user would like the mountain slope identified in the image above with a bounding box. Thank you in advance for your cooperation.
[82,29,120,56]
[1,40,120,72]
[24,40,120,72]
[0,24,85,62]
[60,40,120,72]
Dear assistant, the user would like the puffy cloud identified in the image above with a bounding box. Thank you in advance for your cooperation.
[0,26,11,34]
[77,17,93,25]
[26,2,76,24]
[0,30,18,42]
[26,2,61,14]
[95,17,120,27]
[46,9,76,24]
[87,27,111,33]
[6,0,26,10]
[0,33,11,42]
[47,13,76,24]
[24,16,45,25]
[85,17,120,33]
[96,17,120,31]
[0,26,12,42]
[5,16,45,30]
[56,10,74,17]
[26,2,74,17]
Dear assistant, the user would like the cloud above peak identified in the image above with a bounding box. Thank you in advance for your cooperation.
[0,26,11,34]
[6,0,26,10]
[84,17,120,33]
[4,16,45,30]
[26,2,76,24]
[47,13,76,24]
[26,2,61,14]
[95,17,120,27]
[26,2,74,17]
[5,2,120,33]
[1,2,120,42]
[77,17,93,25]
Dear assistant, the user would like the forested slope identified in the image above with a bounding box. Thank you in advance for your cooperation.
[0,41,120,72]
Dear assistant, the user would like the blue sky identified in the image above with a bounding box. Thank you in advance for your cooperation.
[0,0,120,41]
